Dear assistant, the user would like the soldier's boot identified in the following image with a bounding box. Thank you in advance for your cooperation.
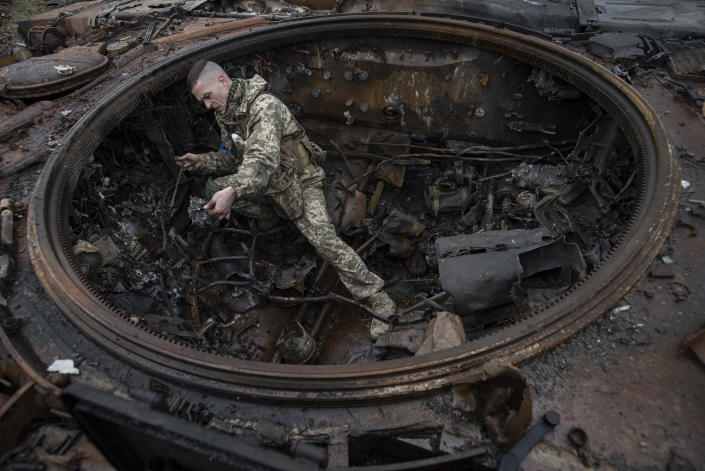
[368,291,396,341]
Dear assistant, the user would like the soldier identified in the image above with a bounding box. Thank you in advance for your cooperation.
[175,60,395,340]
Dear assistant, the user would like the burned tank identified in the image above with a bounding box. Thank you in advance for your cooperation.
[0,7,688,470]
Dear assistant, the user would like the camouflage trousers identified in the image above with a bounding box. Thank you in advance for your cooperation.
[227,167,385,301]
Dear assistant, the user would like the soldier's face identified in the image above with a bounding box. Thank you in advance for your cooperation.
[192,74,230,114]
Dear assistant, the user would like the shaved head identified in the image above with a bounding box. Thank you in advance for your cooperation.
[188,60,232,114]
[187,60,227,91]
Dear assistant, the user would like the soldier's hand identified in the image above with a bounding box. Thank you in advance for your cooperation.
[204,187,237,220]
[176,152,202,171]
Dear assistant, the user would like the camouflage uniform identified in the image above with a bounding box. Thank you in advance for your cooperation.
[196,75,394,307]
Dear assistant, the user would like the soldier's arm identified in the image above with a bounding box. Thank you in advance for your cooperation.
[196,117,240,175]
[197,148,240,176]
[212,95,284,198]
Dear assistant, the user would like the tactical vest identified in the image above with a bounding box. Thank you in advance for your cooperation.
[238,91,321,192]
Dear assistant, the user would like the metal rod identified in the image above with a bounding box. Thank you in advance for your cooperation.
[393,292,449,319]
[310,292,336,338]
[269,293,389,322]
[330,140,356,179]
[199,256,249,265]
[198,280,256,292]
[169,167,183,210]
[190,10,294,20]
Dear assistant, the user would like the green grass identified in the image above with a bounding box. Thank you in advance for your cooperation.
[1,0,51,55]
[14,0,49,20]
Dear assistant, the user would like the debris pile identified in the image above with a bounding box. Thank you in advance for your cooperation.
[68,87,637,364]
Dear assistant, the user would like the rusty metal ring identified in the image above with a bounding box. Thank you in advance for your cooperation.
[28,14,678,403]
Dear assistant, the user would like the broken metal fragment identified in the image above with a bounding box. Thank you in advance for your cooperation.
[0,101,55,142]
[91,235,120,267]
[508,121,557,134]
[72,240,102,277]
[669,281,691,302]
[436,228,554,315]
[533,193,585,240]
[498,411,560,470]
[188,196,217,228]
[663,40,705,81]
[273,255,317,290]
[374,326,424,354]
[340,189,367,235]
[528,68,580,100]
[683,328,705,367]
[438,226,586,317]
[0,254,14,282]
[586,33,645,60]
[512,239,587,310]
[275,321,316,364]
[513,162,565,190]
[426,185,473,216]
[113,292,157,317]
[382,208,424,237]
[479,361,533,450]
[0,149,45,178]
[377,233,415,259]
[415,311,467,356]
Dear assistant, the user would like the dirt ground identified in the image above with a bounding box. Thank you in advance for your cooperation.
[524,78,705,471]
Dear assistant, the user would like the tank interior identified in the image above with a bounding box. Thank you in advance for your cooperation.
[69,36,638,364]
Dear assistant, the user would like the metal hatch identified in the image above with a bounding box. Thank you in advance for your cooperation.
[0,44,109,99]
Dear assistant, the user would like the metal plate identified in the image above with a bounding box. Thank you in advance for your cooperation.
[0,45,109,99]
[667,44,705,82]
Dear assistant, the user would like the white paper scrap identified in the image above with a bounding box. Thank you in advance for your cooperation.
[47,359,80,375]
[612,305,631,314]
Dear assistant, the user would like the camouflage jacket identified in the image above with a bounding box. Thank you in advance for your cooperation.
[198,75,322,207]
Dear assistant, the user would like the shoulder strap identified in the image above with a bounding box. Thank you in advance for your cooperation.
[238,90,271,135]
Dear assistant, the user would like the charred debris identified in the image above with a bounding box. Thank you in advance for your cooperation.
[69,47,638,365]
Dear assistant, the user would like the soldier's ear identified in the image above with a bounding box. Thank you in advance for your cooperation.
[216,74,228,86]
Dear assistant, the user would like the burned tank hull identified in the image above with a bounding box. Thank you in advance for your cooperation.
[0,11,688,470]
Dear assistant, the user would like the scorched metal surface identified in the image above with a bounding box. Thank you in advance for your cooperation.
[25,15,678,402]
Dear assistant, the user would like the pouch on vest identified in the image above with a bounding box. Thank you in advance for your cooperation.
[309,140,326,165]
[204,178,223,200]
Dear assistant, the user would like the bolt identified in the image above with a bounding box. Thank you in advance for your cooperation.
[343,71,353,81]
[1,316,20,335]
[311,88,320,98]
[323,71,331,80]
[474,107,486,118]
[345,98,353,107]
[358,70,368,81]
[360,103,369,112]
